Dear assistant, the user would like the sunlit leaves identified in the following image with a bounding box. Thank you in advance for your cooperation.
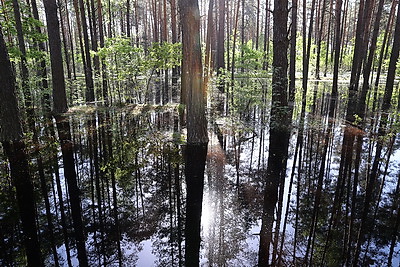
[97,37,182,81]
[0,0,47,61]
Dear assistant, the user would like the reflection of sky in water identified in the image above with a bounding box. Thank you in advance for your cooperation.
[201,193,214,233]
[136,240,156,267]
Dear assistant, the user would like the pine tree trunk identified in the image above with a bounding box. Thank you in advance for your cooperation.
[78,0,95,102]
[258,0,289,265]
[180,0,208,265]
[43,0,68,113]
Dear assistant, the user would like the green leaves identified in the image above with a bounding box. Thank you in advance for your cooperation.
[147,42,182,71]
[97,37,182,78]
[0,0,47,61]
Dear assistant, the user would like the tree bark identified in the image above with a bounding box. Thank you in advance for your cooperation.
[78,0,95,102]
[43,0,68,113]
[180,0,208,145]
[180,0,208,265]
[258,0,289,265]
[43,2,89,265]
[216,0,225,75]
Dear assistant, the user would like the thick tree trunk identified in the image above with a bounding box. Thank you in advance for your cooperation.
[180,0,208,266]
[180,0,208,145]
[183,144,207,267]
[43,2,89,264]
[43,0,68,113]
[258,0,289,265]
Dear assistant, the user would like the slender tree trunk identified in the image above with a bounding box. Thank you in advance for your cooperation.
[324,0,333,76]
[126,0,130,37]
[263,0,270,70]
[204,0,214,92]
[171,0,179,90]
[346,0,374,123]
[357,0,384,118]
[289,0,297,107]
[30,0,51,113]
[255,0,260,50]
[353,3,400,265]
[12,0,35,131]
[78,0,95,102]
[97,0,108,104]
[302,0,317,115]
[330,0,342,118]
[230,0,241,84]
[315,0,327,79]
[372,0,397,111]
[0,25,43,267]
[89,0,100,73]
[57,0,73,103]
[216,0,225,92]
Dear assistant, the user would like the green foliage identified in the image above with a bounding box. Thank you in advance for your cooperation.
[146,42,182,71]
[0,0,47,61]
[97,38,181,78]
[97,37,145,78]
[236,40,264,71]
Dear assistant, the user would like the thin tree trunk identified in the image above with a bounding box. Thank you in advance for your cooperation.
[353,3,400,265]
[315,0,327,79]
[0,25,43,267]
[372,0,397,111]
[330,0,342,118]
[216,0,225,90]
[12,0,35,131]
[289,0,297,104]
[357,0,384,118]
[78,0,95,102]
[30,0,51,113]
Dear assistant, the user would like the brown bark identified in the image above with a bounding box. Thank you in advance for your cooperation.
[180,2,208,265]
[357,0,385,118]
[43,0,68,114]
[180,0,208,144]
[330,0,342,118]
[216,0,225,74]
[258,0,289,265]
[78,0,95,101]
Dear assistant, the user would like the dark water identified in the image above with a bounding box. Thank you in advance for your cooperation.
[1,81,400,266]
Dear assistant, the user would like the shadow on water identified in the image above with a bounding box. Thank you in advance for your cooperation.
[0,81,400,266]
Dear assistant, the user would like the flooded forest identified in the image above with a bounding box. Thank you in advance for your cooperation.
[1,0,400,266]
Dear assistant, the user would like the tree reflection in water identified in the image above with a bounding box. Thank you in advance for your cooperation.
[0,82,400,266]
